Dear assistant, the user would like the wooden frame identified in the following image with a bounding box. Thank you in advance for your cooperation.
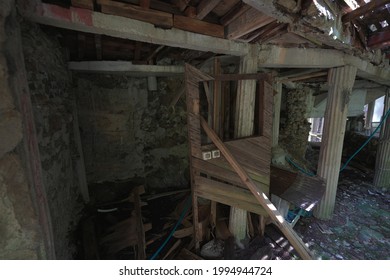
[185,64,313,259]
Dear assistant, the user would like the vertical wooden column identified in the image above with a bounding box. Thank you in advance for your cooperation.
[272,82,282,147]
[314,65,357,220]
[230,47,258,241]
[374,89,390,189]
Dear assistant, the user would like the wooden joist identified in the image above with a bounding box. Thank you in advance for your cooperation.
[196,0,221,20]
[97,0,173,28]
[342,0,390,23]
[72,0,94,10]
[226,7,275,39]
[173,15,224,38]
[199,116,313,260]
[192,157,269,191]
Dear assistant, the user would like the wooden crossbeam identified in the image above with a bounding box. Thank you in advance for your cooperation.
[199,116,313,260]
[196,0,220,20]
[342,0,390,23]
[97,0,173,28]
[220,1,251,26]
[173,15,224,38]
[368,29,390,49]
[226,7,275,39]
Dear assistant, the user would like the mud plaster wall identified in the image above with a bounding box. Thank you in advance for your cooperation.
[0,2,44,259]
[22,23,82,259]
[279,87,314,159]
[75,74,188,190]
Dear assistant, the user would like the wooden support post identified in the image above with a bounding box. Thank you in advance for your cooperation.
[200,117,313,259]
[272,82,282,147]
[374,89,390,189]
[314,65,357,220]
[230,47,258,241]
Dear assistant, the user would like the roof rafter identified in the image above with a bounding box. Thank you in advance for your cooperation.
[342,0,390,23]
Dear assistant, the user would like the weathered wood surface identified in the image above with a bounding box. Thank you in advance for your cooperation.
[98,0,173,28]
[200,116,313,259]
[270,165,326,211]
[194,176,268,216]
[174,15,224,38]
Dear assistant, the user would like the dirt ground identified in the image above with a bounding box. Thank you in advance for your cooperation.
[294,165,390,260]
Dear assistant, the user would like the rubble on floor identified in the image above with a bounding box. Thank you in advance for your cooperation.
[295,152,389,260]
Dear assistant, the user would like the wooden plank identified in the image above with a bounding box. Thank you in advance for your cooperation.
[226,7,275,39]
[194,176,268,216]
[162,239,181,260]
[140,0,151,8]
[342,0,390,23]
[174,0,191,12]
[97,0,173,28]
[194,156,270,187]
[220,2,251,26]
[185,64,212,252]
[173,227,193,238]
[174,15,224,38]
[196,0,221,20]
[199,116,313,259]
[215,73,269,81]
[72,0,94,10]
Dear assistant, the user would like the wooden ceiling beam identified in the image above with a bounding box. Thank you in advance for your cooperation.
[174,15,224,38]
[174,0,191,12]
[220,2,250,26]
[196,0,221,20]
[342,0,390,23]
[139,0,150,9]
[226,7,275,39]
[97,0,173,28]
[368,29,390,49]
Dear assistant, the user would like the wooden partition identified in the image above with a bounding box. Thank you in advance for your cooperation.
[185,64,273,249]
[185,64,313,259]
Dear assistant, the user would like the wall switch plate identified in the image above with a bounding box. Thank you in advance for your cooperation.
[212,150,220,158]
[202,151,212,160]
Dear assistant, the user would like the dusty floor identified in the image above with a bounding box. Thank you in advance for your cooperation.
[294,165,390,260]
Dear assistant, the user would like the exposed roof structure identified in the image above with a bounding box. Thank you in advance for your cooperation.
[31,0,390,62]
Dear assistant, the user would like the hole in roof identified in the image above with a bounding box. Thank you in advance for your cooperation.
[380,20,389,28]
[369,24,377,32]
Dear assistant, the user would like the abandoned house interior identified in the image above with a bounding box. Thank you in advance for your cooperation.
[1,0,389,260]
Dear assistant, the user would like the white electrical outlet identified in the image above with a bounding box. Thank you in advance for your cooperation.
[202,151,212,160]
[212,150,220,158]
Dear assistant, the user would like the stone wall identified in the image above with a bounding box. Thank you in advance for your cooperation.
[0,1,44,259]
[75,74,188,190]
[280,86,313,159]
[22,24,82,259]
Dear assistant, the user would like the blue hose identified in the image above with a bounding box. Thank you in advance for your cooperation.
[286,107,390,175]
[340,107,390,172]
[148,196,192,260]
[285,156,316,177]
